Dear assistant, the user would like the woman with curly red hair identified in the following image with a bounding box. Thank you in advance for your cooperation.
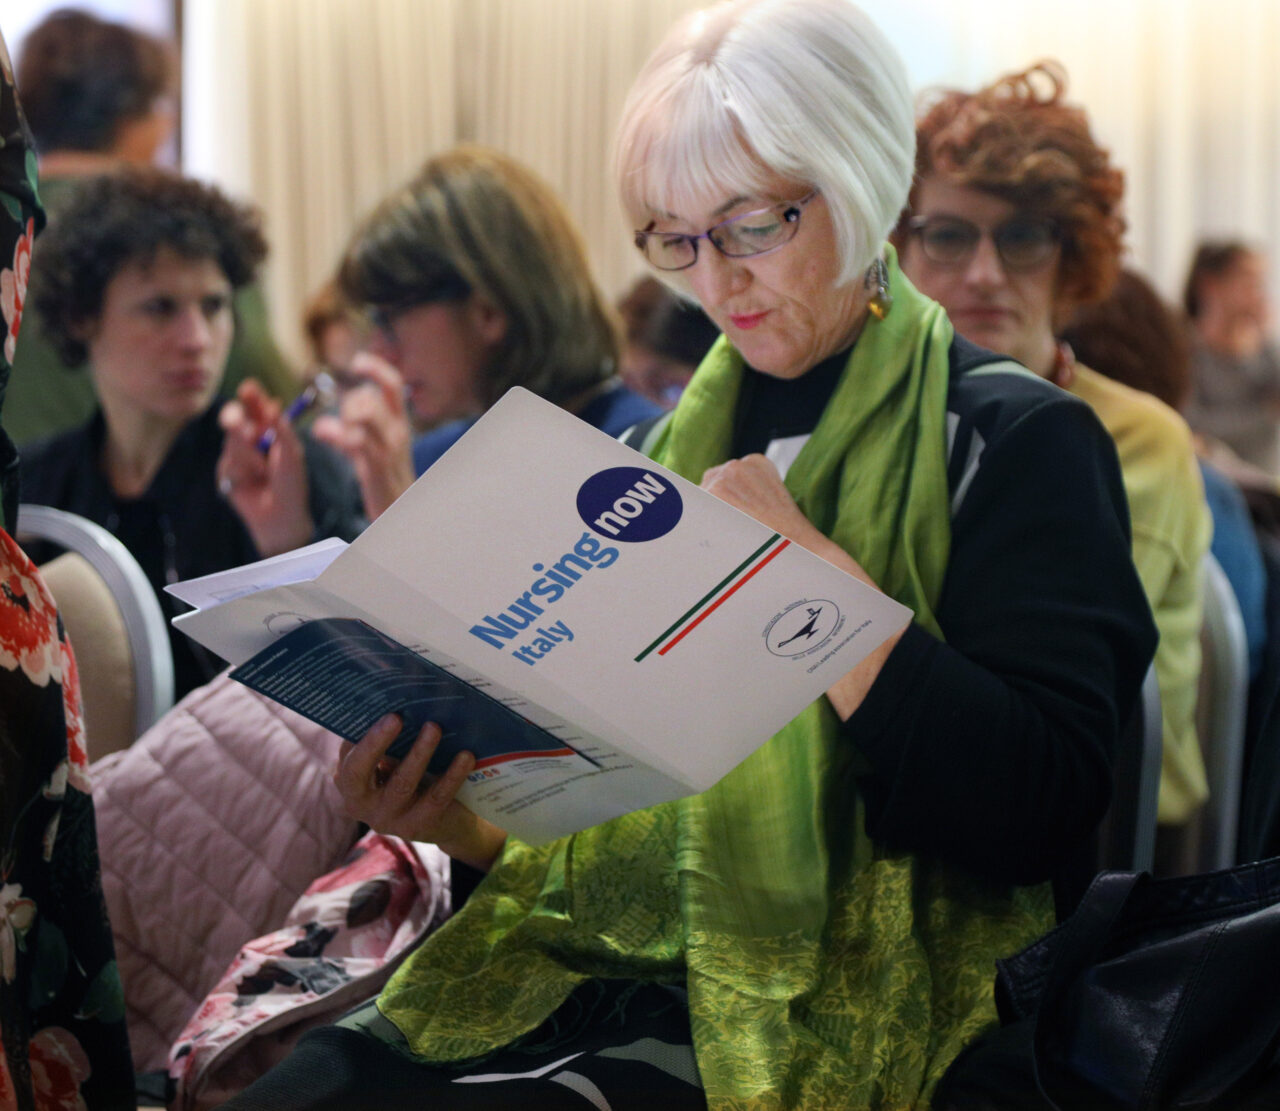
[896,62,1213,835]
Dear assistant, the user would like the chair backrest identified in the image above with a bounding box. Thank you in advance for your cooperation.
[1197,550,1251,871]
[1097,662,1162,874]
[39,551,137,761]
[17,503,174,757]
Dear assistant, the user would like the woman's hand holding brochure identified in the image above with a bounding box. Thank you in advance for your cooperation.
[335,712,508,871]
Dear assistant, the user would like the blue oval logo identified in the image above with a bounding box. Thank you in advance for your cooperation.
[577,466,682,542]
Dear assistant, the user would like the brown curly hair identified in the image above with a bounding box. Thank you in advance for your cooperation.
[30,167,267,367]
[1060,268,1191,412]
[892,62,1125,318]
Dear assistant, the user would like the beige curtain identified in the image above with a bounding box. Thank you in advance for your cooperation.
[184,0,458,369]
[456,0,703,301]
[184,0,1280,372]
[182,0,700,372]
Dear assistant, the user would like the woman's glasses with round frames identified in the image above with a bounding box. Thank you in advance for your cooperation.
[907,214,1060,271]
[635,192,819,271]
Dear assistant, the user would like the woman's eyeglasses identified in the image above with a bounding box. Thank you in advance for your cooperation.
[634,192,819,271]
[907,214,1060,271]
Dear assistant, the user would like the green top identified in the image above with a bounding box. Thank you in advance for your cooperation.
[1,174,299,449]
[1069,364,1213,824]
[375,251,1054,1109]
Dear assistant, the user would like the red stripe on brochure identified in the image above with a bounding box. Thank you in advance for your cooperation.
[473,746,579,769]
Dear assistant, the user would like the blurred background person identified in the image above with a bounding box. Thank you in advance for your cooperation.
[615,275,719,409]
[302,277,368,381]
[20,168,364,700]
[4,7,295,449]
[313,144,661,520]
[290,277,372,443]
[1063,268,1268,681]
[0,30,135,1109]
[896,61,1214,836]
[1182,239,1280,476]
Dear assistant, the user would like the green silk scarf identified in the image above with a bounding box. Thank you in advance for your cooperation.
[377,250,1054,1109]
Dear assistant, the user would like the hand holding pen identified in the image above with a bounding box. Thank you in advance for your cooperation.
[310,352,417,522]
[216,378,316,556]
[256,370,340,453]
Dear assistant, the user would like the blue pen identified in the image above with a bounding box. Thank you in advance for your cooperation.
[257,371,337,453]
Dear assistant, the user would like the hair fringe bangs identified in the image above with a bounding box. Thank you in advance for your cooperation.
[619,66,773,223]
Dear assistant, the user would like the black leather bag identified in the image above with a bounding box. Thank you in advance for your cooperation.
[993,858,1280,1110]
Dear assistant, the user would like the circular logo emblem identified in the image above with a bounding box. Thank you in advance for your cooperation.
[265,611,310,637]
[764,599,842,657]
[577,466,683,543]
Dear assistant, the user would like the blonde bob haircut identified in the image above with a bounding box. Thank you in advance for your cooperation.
[340,145,619,408]
[613,0,915,287]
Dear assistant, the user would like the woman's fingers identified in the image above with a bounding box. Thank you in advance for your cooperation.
[701,454,807,536]
[335,711,401,797]
[330,716,499,863]
[236,377,282,427]
[429,749,477,807]
[311,381,414,520]
[335,730,504,869]
[395,750,477,836]
[336,717,461,818]
[348,351,409,418]
[381,721,443,802]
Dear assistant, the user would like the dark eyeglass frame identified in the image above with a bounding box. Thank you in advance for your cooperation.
[364,271,473,341]
[366,293,468,344]
[366,304,407,341]
[634,191,819,272]
[906,213,1061,271]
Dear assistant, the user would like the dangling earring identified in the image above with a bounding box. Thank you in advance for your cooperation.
[865,255,892,320]
[1050,340,1077,390]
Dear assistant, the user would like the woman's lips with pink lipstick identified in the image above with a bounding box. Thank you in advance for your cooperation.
[730,310,769,330]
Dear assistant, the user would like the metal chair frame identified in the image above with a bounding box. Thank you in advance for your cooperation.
[17,503,175,740]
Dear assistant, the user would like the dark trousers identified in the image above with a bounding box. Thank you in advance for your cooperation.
[218,980,706,1111]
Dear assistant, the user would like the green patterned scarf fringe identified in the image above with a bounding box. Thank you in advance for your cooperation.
[378,250,1054,1109]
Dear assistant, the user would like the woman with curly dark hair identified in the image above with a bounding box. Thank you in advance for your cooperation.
[5,8,296,449]
[21,168,364,699]
[895,62,1213,834]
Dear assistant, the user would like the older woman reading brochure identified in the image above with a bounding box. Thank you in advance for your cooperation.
[222,2,1155,1108]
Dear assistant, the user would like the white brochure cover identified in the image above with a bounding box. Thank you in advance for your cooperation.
[170,388,912,843]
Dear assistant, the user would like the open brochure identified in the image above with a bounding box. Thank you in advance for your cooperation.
[168,388,913,844]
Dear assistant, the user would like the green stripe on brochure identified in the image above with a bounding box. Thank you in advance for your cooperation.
[634,533,784,662]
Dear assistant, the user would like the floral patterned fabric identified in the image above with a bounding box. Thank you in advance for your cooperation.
[169,833,450,1110]
[1,32,135,1111]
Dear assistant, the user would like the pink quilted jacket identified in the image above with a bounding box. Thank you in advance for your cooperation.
[91,670,364,1073]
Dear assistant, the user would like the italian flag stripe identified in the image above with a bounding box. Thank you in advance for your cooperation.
[635,534,789,661]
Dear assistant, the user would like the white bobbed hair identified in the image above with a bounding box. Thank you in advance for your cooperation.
[613,0,915,286]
